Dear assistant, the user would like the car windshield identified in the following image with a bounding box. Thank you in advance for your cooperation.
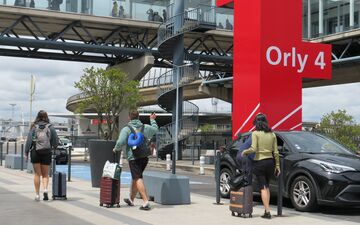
[283,132,353,155]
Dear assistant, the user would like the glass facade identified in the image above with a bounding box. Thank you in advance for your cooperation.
[0,0,234,30]
[1,0,360,36]
[303,0,360,38]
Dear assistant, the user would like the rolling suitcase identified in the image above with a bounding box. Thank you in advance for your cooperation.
[99,177,120,208]
[52,149,67,200]
[230,156,253,217]
[99,152,121,208]
[52,171,67,200]
[229,185,253,217]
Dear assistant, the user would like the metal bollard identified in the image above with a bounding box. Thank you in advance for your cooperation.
[15,142,17,155]
[0,141,3,166]
[21,144,24,171]
[214,151,223,205]
[199,156,205,175]
[6,141,9,154]
[68,146,72,182]
[119,151,124,167]
[191,146,195,165]
[277,157,284,216]
[166,154,171,171]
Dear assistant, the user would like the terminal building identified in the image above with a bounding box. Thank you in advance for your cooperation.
[0,0,359,158]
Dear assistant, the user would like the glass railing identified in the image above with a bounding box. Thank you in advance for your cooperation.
[0,0,235,31]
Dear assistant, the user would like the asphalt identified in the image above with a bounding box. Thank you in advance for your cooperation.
[1,158,359,225]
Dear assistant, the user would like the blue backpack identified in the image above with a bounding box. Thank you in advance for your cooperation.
[127,125,151,159]
[236,135,255,163]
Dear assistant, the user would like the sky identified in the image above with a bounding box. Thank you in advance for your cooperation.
[0,56,359,124]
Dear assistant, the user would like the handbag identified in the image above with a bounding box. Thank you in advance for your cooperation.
[102,160,122,180]
[229,173,250,191]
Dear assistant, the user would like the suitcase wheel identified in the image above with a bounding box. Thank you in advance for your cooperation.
[231,212,235,216]
[100,203,103,207]
[116,204,120,208]
[249,214,252,218]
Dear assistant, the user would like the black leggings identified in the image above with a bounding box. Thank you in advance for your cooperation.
[252,158,274,189]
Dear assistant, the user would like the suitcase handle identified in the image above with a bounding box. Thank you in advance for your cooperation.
[113,151,119,164]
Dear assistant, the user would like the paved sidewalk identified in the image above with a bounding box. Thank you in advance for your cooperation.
[0,166,358,225]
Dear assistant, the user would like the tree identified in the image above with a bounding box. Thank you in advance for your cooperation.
[318,109,360,152]
[74,67,142,140]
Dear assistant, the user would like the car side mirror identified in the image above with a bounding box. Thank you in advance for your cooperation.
[278,146,289,154]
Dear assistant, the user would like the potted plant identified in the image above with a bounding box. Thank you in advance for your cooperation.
[74,67,142,187]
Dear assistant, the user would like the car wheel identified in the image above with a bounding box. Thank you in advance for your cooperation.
[290,176,317,212]
[220,167,233,198]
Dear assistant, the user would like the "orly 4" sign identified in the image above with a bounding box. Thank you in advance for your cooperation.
[217,0,332,138]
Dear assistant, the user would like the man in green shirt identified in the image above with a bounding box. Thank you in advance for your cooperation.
[113,109,158,210]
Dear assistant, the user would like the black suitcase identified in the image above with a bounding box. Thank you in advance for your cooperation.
[229,186,253,217]
[229,155,253,217]
[52,171,67,200]
[52,150,67,200]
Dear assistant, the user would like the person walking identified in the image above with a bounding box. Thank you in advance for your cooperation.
[112,0,119,17]
[241,113,280,219]
[25,110,59,201]
[113,109,158,210]
[119,5,125,18]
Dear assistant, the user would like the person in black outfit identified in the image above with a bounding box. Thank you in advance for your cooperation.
[14,0,26,7]
[30,0,35,8]
[162,9,167,21]
[119,5,125,18]
[146,8,154,21]
[50,0,63,11]
[225,18,233,30]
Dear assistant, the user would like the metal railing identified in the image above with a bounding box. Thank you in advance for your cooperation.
[158,5,216,48]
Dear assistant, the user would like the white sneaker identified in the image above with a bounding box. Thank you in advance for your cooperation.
[35,195,40,201]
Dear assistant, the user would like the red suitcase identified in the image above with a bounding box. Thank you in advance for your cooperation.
[100,177,120,208]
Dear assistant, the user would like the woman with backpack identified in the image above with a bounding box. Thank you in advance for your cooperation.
[241,113,280,219]
[25,110,59,201]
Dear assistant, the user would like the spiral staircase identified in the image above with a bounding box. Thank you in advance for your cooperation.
[156,5,216,159]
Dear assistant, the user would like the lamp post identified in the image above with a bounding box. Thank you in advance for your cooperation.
[9,103,16,125]
[163,60,193,174]
[29,75,36,129]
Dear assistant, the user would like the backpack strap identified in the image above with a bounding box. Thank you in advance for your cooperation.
[127,125,136,134]
[140,125,145,133]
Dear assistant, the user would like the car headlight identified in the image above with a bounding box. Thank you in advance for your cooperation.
[308,159,356,174]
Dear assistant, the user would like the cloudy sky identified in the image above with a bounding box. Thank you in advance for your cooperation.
[0,56,359,124]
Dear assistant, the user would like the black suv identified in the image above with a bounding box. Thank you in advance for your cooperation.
[219,131,360,211]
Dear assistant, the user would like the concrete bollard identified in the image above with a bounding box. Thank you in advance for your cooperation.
[199,156,205,175]
[166,154,171,171]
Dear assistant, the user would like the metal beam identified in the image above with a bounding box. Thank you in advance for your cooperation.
[0,48,119,64]
[0,36,155,56]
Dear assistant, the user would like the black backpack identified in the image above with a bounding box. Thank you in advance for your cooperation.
[127,125,151,159]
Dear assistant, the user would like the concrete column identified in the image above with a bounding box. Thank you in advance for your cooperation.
[109,53,154,81]
[308,0,311,38]
[319,0,324,36]
[350,0,355,28]
[172,0,185,165]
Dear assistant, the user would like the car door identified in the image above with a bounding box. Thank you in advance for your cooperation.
[268,135,293,195]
